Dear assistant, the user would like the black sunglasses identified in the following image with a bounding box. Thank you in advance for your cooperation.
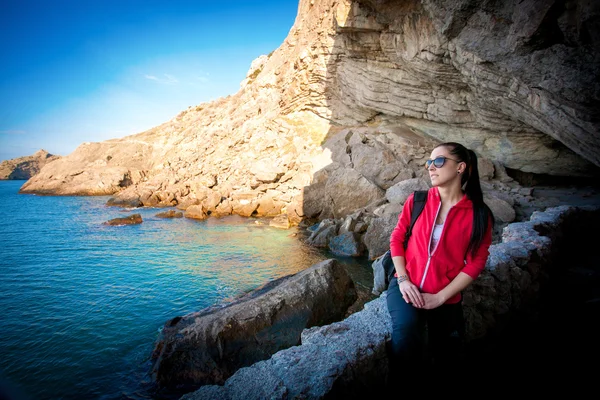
[425,156,461,169]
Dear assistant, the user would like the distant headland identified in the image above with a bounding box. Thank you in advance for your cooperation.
[0,150,61,180]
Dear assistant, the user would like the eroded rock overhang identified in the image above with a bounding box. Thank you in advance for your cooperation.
[325,0,600,175]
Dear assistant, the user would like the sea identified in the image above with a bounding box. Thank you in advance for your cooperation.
[0,180,373,400]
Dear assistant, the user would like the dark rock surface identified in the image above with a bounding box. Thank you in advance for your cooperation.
[464,201,600,393]
[103,213,143,226]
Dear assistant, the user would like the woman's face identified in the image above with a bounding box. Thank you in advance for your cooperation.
[427,146,464,187]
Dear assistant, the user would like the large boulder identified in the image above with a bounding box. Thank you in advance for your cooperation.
[363,213,399,260]
[149,259,357,394]
[181,295,391,400]
[303,166,386,220]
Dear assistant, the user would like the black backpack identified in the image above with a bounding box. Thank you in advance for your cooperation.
[382,190,428,284]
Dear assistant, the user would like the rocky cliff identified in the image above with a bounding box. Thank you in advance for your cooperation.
[19,0,600,228]
[0,149,61,180]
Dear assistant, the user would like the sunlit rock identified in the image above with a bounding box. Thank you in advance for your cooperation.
[155,210,183,218]
[0,149,61,180]
[18,0,600,229]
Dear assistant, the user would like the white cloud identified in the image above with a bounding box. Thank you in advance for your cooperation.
[144,73,178,84]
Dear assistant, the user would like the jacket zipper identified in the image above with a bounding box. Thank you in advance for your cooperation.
[419,201,441,290]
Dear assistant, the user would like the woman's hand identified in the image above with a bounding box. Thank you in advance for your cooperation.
[399,280,424,308]
[421,293,445,310]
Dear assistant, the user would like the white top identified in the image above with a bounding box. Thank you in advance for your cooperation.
[430,223,444,252]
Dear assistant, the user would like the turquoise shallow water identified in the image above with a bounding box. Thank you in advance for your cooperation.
[0,181,372,400]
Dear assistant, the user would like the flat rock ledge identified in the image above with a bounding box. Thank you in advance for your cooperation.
[182,204,600,400]
[182,294,390,400]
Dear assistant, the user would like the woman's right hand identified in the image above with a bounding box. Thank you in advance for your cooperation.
[399,280,424,308]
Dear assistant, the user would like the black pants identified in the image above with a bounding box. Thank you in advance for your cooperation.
[386,277,465,384]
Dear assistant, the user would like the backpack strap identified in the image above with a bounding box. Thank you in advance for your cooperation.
[403,190,428,251]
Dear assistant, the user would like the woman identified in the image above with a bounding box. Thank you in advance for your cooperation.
[386,142,494,378]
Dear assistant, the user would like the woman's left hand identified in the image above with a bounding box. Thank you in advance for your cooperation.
[421,293,445,310]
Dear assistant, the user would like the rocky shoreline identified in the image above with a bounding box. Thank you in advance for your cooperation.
[159,201,599,399]
[137,182,599,399]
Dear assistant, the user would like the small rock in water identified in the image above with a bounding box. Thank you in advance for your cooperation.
[155,210,183,218]
[103,213,143,226]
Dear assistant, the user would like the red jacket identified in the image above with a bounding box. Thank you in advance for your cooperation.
[390,187,492,304]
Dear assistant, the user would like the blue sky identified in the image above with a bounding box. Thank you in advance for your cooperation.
[0,0,299,161]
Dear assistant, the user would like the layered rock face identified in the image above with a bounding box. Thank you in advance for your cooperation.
[20,0,600,228]
[0,149,61,180]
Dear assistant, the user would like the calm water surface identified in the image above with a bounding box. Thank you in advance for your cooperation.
[0,181,372,400]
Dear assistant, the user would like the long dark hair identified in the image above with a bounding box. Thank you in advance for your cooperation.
[437,142,495,256]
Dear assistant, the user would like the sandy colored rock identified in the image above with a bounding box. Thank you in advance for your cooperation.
[0,149,61,180]
[16,0,599,228]
[155,210,183,218]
